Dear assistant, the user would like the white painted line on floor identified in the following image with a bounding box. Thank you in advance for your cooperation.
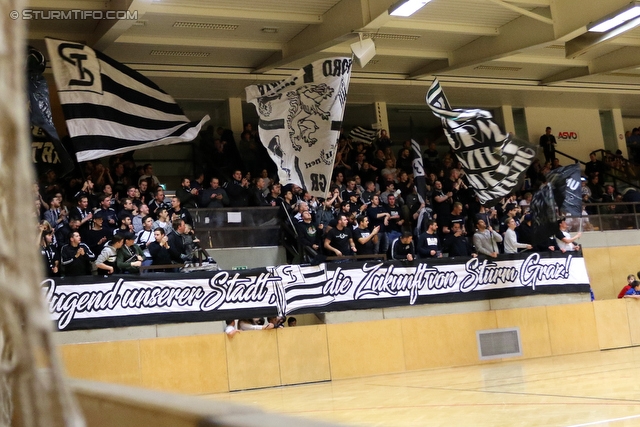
[566,414,640,427]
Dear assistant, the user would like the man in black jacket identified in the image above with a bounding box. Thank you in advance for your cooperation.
[60,231,95,276]
[224,169,250,207]
[148,228,182,268]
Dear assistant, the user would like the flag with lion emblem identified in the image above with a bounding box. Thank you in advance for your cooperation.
[246,58,352,198]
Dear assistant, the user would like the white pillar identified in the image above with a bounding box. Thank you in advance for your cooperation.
[501,105,515,135]
[611,108,628,158]
[374,101,389,135]
[228,97,244,141]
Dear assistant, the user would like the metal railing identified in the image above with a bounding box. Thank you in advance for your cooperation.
[568,201,640,232]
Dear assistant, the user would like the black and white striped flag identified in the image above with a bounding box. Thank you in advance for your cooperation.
[350,126,377,144]
[45,38,209,162]
[246,57,352,198]
[426,79,537,206]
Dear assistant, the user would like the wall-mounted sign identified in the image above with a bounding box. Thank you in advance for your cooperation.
[557,131,579,141]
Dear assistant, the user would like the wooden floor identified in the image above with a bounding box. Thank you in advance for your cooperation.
[206,347,640,427]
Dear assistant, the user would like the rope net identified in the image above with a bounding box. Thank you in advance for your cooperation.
[0,1,84,426]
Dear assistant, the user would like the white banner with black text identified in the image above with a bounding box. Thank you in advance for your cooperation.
[44,252,590,331]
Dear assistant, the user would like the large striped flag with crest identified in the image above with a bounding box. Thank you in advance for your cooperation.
[426,78,537,206]
[45,38,209,162]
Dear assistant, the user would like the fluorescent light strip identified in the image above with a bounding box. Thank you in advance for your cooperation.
[389,0,431,17]
[589,5,640,32]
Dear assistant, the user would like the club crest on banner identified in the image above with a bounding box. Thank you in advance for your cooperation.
[246,58,352,198]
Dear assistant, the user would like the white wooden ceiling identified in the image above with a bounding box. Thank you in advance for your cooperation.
[24,0,640,113]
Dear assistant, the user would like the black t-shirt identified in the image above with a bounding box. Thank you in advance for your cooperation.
[387,204,402,233]
[325,226,353,255]
[353,227,375,255]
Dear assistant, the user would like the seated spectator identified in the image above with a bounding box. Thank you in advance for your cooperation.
[472,219,502,258]
[60,231,95,276]
[117,232,145,274]
[147,227,182,268]
[40,230,59,277]
[238,318,274,330]
[324,213,356,257]
[132,204,149,234]
[417,220,441,258]
[444,222,477,258]
[148,187,170,220]
[618,274,636,298]
[504,218,532,254]
[181,223,201,263]
[287,317,297,327]
[555,218,581,252]
[153,208,173,236]
[623,281,640,298]
[95,234,125,275]
[200,177,229,208]
[390,231,415,261]
[353,215,380,256]
[114,212,134,235]
[167,219,188,260]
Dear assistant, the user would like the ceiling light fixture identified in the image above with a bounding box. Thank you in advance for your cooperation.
[388,0,432,17]
[588,1,640,32]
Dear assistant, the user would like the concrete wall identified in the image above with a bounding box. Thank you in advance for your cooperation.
[525,107,603,162]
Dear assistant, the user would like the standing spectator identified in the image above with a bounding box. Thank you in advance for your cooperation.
[539,126,557,163]
[444,223,477,257]
[367,194,390,254]
[224,169,250,207]
[175,177,199,209]
[618,275,636,299]
[473,219,502,258]
[296,210,322,260]
[168,196,193,227]
[94,193,118,232]
[555,218,582,252]
[353,215,380,256]
[200,177,230,208]
[417,220,441,259]
[135,215,155,266]
[83,211,111,256]
[324,213,357,257]
[60,231,95,276]
[69,195,93,233]
[138,163,161,188]
[504,218,532,254]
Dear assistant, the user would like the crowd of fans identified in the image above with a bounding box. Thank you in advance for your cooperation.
[36,122,640,276]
